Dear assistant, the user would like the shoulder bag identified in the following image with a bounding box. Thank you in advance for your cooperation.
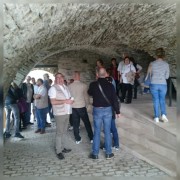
[97,82,118,118]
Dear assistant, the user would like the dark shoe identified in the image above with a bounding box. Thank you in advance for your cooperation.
[57,153,65,160]
[120,98,124,103]
[106,153,114,159]
[133,97,137,99]
[4,132,11,139]
[62,148,72,153]
[125,101,131,104]
[28,122,34,125]
[46,122,51,127]
[89,153,98,159]
[14,133,24,139]
[35,129,41,133]
[40,130,45,134]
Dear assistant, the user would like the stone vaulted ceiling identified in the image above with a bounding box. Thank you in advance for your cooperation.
[3,3,176,91]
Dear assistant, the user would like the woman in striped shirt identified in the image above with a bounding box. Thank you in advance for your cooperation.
[149,48,170,123]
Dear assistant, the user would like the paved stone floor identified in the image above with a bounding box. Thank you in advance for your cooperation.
[3,121,168,178]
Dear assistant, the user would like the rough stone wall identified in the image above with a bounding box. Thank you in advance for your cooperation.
[3,3,176,93]
[40,49,155,86]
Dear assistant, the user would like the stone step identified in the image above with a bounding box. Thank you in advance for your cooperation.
[117,125,176,163]
[118,112,176,148]
[120,136,176,177]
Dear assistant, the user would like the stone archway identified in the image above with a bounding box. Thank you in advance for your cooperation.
[3,3,176,92]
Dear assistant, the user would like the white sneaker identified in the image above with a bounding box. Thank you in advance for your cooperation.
[76,139,82,144]
[68,126,73,131]
[161,114,169,122]
[90,140,93,144]
[51,118,55,122]
[113,146,119,151]
[154,117,159,123]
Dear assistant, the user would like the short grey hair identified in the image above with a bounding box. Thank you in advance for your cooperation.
[43,73,49,79]
[98,68,107,78]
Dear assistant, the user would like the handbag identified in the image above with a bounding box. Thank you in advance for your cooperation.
[97,82,118,118]
[126,65,135,85]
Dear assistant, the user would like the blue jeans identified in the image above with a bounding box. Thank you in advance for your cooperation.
[92,106,112,155]
[111,119,119,147]
[36,107,48,130]
[150,84,167,118]
[5,104,20,134]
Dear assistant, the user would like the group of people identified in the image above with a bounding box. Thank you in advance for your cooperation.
[96,48,170,124]
[47,69,120,160]
[4,74,54,139]
[4,47,170,161]
[96,55,143,104]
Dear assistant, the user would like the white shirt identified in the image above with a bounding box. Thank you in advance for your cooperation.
[117,60,133,73]
[48,84,72,114]
[33,84,39,94]
[121,64,136,84]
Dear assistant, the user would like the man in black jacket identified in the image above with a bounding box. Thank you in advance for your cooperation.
[21,76,34,125]
[4,82,24,139]
[88,68,120,160]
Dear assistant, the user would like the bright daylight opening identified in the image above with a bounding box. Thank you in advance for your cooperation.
[25,69,55,84]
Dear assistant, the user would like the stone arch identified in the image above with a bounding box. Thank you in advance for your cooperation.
[4,3,176,92]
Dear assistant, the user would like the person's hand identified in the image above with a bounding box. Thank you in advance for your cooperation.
[116,114,121,119]
[65,99,74,104]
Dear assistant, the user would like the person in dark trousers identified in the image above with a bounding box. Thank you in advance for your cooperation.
[68,79,75,130]
[88,68,120,160]
[16,86,28,131]
[69,71,93,144]
[21,76,34,126]
[43,73,52,127]
[105,69,120,150]
[109,58,120,98]
[4,82,24,139]
[120,57,136,104]
[129,57,143,99]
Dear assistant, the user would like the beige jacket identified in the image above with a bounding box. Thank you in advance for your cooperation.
[49,84,72,116]
[68,80,90,108]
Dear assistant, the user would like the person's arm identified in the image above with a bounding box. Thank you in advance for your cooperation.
[117,62,122,81]
[111,86,120,115]
[87,83,93,96]
[50,98,73,105]
[165,63,170,79]
[33,87,46,99]
[131,65,136,74]
[84,84,90,107]
[48,86,73,105]
[136,64,142,73]
[33,94,41,99]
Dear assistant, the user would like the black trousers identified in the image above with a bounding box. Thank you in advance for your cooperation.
[121,83,133,103]
[72,107,93,141]
[133,79,140,99]
[69,114,73,126]
[19,112,27,129]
